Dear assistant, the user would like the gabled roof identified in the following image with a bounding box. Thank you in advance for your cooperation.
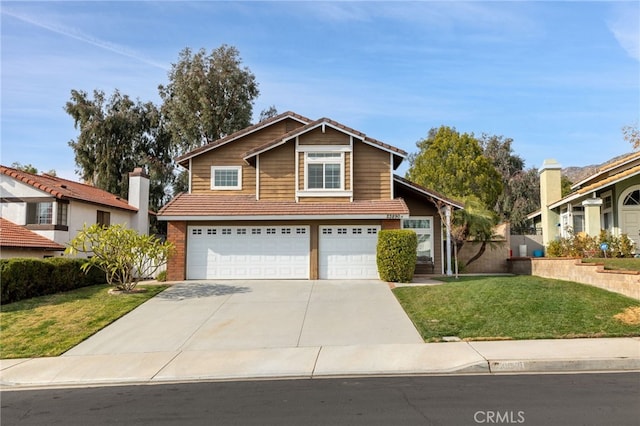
[571,151,640,191]
[175,111,312,167]
[548,164,640,210]
[393,175,465,209]
[242,117,407,169]
[158,193,409,220]
[0,218,65,251]
[0,165,137,212]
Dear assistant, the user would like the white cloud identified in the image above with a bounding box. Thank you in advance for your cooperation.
[607,3,640,61]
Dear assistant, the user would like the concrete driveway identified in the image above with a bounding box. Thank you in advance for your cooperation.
[64,280,423,356]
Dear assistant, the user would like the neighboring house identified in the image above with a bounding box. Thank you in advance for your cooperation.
[0,165,150,258]
[158,111,463,280]
[530,152,640,250]
[0,217,65,258]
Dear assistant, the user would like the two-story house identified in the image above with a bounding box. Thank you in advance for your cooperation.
[158,112,463,280]
[0,165,150,258]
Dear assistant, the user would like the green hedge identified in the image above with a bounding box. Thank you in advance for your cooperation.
[0,257,107,304]
[377,229,418,283]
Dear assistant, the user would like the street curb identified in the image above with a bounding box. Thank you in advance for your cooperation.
[488,358,640,373]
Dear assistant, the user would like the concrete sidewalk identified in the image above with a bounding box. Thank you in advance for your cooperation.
[1,280,639,389]
[2,338,639,389]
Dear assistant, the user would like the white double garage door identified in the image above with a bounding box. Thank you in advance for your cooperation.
[187,225,380,279]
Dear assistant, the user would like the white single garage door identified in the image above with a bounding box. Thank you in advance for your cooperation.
[319,225,380,279]
[187,225,310,279]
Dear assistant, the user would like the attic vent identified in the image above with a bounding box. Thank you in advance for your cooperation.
[60,184,67,189]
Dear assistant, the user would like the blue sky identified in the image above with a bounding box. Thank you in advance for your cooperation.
[2,1,639,181]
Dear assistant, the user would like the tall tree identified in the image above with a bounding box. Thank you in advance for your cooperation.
[159,45,260,156]
[259,105,278,122]
[479,133,540,231]
[407,126,503,271]
[65,89,173,211]
[407,126,503,211]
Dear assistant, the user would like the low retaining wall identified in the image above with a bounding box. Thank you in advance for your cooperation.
[530,258,640,300]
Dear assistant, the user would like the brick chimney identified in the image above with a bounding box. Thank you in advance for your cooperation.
[128,168,150,235]
[539,159,562,247]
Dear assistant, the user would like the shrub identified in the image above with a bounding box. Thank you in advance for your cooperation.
[156,270,167,282]
[377,230,418,283]
[0,257,107,305]
[546,230,635,258]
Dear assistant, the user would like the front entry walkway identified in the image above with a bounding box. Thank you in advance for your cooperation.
[64,280,423,356]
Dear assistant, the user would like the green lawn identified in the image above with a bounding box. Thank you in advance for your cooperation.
[394,275,640,342]
[0,284,168,359]
[582,257,640,272]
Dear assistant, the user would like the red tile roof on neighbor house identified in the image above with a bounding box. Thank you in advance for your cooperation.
[0,165,137,211]
[158,194,410,219]
[0,218,65,251]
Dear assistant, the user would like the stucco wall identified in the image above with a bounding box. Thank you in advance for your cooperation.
[458,240,510,273]
[531,258,640,300]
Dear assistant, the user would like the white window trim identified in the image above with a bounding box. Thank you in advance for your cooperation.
[402,216,435,260]
[211,166,242,190]
[302,152,345,192]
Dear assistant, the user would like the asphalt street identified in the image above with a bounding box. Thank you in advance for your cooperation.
[2,373,638,426]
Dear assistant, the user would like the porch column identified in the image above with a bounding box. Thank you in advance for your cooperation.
[445,206,453,276]
[582,197,603,237]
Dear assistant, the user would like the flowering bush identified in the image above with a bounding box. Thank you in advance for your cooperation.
[547,230,634,258]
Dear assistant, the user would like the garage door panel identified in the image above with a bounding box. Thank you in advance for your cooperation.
[319,225,379,279]
[187,226,309,279]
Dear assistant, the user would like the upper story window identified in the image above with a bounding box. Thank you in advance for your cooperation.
[211,166,242,190]
[306,153,343,190]
[26,202,53,225]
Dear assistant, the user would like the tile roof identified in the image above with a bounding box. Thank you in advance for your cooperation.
[0,218,65,250]
[0,165,137,211]
[577,164,640,195]
[242,117,408,160]
[158,194,409,218]
[571,151,640,190]
[548,164,640,209]
[175,111,312,165]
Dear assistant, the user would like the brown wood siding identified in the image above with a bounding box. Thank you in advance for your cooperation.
[353,141,391,201]
[298,127,350,145]
[298,152,305,191]
[259,142,295,200]
[190,119,304,193]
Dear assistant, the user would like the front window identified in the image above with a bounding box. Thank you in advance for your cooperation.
[97,210,111,227]
[402,217,434,263]
[26,202,53,224]
[306,153,343,190]
[211,166,242,190]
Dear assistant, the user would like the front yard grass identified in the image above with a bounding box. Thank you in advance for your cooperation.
[394,275,640,342]
[581,257,640,272]
[0,284,168,359]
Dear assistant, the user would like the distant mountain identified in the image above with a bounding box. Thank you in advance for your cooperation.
[562,153,633,184]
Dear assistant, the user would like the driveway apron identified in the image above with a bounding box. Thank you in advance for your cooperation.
[63,280,423,356]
